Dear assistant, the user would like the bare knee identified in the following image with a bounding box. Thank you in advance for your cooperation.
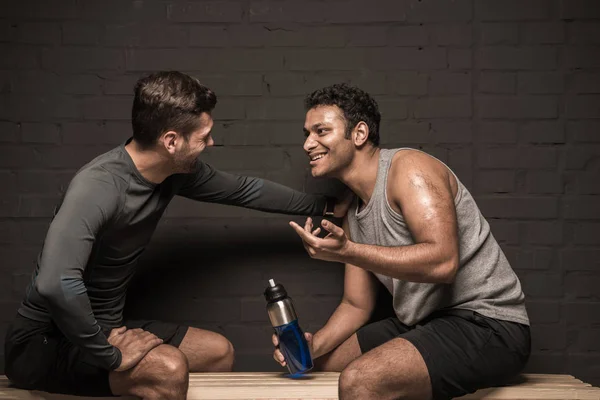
[339,364,366,399]
[209,335,234,372]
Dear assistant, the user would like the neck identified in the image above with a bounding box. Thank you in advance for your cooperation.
[124,140,175,184]
[337,147,380,206]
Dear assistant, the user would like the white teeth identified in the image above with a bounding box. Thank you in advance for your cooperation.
[311,153,326,161]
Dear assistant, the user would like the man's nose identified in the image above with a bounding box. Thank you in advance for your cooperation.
[303,134,316,152]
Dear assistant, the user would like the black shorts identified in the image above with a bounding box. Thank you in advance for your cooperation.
[4,313,189,396]
[356,309,531,400]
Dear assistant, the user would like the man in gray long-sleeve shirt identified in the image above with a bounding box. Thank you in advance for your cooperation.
[4,71,339,399]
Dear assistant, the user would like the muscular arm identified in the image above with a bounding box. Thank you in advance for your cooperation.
[311,220,379,358]
[344,151,460,283]
[177,161,328,216]
[35,175,122,370]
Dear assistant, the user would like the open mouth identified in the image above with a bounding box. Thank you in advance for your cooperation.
[309,152,328,165]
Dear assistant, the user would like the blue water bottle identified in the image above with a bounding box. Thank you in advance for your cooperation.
[265,279,313,375]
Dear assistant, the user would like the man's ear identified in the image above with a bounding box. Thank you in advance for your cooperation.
[353,121,370,147]
[160,131,178,154]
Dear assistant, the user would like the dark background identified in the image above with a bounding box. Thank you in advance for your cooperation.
[1,0,599,386]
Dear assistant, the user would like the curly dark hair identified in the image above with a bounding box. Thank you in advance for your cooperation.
[132,71,217,149]
[304,83,380,146]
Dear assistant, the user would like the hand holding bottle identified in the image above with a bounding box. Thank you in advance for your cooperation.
[272,331,314,367]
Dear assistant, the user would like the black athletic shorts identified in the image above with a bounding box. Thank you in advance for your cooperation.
[356,309,531,400]
[4,313,189,396]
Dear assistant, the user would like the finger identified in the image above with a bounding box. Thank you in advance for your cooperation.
[304,217,313,233]
[289,221,318,246]
[109,326,127,338]
[305,332,313,342]
[275,349,286,366]
[312,227,321,236]
[321,219,345,238]
[272,334,279,347]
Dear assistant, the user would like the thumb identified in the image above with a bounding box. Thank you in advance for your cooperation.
[321,220,344,238]
[305,332,313,342]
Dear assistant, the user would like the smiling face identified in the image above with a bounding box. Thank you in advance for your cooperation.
[303,105,355,178]
[172,112,214,173]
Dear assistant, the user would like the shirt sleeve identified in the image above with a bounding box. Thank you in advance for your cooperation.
[176,161,328,216]
[35,174,123,371]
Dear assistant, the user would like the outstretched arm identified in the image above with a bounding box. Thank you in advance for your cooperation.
[290,152,460,284]
[176,161,335,216]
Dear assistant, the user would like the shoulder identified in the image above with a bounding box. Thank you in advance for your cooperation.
[389,149,450,186]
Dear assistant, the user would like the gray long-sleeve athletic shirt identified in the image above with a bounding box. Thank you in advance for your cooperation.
[18,139,327,371]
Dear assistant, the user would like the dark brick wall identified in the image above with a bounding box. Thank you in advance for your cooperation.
[1,0,599,385]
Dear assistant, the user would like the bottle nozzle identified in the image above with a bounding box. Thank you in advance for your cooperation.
[268,279,276,287]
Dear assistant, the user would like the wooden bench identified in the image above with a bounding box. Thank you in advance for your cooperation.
[1,372,599,399]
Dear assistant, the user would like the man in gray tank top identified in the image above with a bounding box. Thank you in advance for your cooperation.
[272,84,530,400]
[4,71,345,399]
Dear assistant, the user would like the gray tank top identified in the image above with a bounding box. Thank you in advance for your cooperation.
[347,148,529,326]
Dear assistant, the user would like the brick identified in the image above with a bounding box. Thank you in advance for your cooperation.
[189,27,229,47]
[78,0,165,22]
[518,72,564,94]
[127,49,284,72]
[475,0,551,21]
[0,122,19,143]
[249,1,329,23]
[195,73,263,96]
[566,146,600,169]
[61,22,102,45]
[404,0,472,23]
[568,121,600,143]
[347,27,387,47]
[562,250,600,271]
[477,197,558,219]
[17,170,73,194]
[569,22,600,44]
[246,98,305,121]
[520,273,563,298]
[21,123,60,144]
[62,74,104,95]
[478,96,557,119]
[10,71,58,94]
[569,328,600,351]
[380,122,430,145]
[101,74,139,95]
[17,196,60,218]
[479,46,557,70]
[82,96,133,120]
[0,146,38,168]
[211,98,246,120]
[565,302,600,325]
[13,22,61,45]
[475,171,515,194]
[525,222,563,245]
[563,196,600,219]
[284,49,364,71]
[488,221,519,245]
[479,23,518,45]
[566,95,600,118]
[218,121,297,146]
[574,171,600,194]
[524,354,566,374]
[105,24,188,48]
[448,48,472,69]
[388,26,428,46]
[0,45,39,69]
[561,0,600,19]
[526,171,563,194]
[429,24,472,46]
[429,72,471,94]
[521,121,565,144]
[197,147,286,172]
[370,48,447,70]
[3,0,78,19]
[522,22,565,44]
[531,324,566,351]
[378,99,409,120]
[518,147,558,169]
[62,122,127,145]
[564,46,600,68]
[569,72,600,94]
[387,72,428,95]
[43,48,125,71]
[0,171,16,189]
[477,147,516,169]
[476,122,517,143]
[507,248,557,271]
[572,222,600,245]
[566,273,600,300]
[447,147,473,186]
[305,72,387,96]
[478,72,515,94]
[16,220,50,245]
[0,196,20,218]
[430,121,472,143]
[414,97,471,118]
[37,146,112,169]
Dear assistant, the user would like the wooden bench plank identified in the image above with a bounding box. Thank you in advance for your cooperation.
[1,373,599,400]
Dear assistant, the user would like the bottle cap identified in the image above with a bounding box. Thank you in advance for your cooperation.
[264,278,288,303]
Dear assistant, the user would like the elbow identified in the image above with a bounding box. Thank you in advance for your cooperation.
[35,278,61,302]
[436,257,459,284]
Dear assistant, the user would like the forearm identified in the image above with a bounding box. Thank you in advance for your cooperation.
[247,178,327,216]
[311,301,371,359]
[343,241,458,284]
